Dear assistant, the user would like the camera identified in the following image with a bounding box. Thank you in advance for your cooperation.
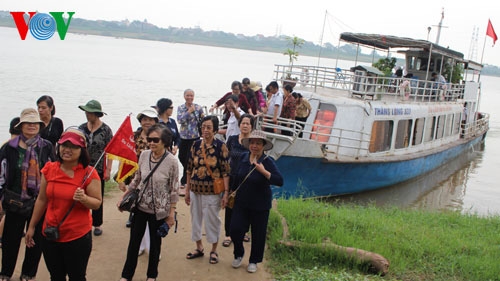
[157,222,170,238]
[44,226,60,241]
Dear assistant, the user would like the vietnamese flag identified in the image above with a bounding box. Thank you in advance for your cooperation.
[487,19,497,46]
[105,115,138,182]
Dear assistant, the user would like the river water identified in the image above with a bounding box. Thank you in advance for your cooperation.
[1,27,499,216]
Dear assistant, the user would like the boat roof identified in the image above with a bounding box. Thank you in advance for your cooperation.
[340,32,465,61]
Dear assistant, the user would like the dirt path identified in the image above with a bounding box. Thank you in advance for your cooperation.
[11,189,274,281]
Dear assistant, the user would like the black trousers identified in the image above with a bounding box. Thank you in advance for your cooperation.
[121,210,163,280]
[41,231,92,281]
[0,211,43,278]
[92,177,105,227]
[178,138,198,185]
[230,207,270,264]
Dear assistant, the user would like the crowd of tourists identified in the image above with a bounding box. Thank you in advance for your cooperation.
[0,77,296,281]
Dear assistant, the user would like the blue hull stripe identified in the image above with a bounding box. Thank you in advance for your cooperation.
[273,136,485,198]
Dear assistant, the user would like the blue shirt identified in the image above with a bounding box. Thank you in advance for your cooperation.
[176,103,204,139]
[160,118,180,147]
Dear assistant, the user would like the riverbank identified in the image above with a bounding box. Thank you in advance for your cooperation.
[10,188,273,281]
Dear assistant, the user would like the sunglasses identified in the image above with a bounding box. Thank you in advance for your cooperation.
[146,137,161,143]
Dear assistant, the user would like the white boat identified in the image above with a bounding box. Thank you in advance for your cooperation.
[255,32,489,198]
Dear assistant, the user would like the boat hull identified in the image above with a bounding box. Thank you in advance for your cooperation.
[272,134,486,198]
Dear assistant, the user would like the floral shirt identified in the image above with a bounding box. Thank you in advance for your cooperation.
[280,94,296,119]
[187,139,230,194]
[177,103,204,139]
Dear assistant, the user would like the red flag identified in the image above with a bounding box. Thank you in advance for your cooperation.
[104,115,138,183]
[487,19,498,46]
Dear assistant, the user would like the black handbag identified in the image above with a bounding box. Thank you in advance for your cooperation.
[118,151,167,212]
[2,189,36,217]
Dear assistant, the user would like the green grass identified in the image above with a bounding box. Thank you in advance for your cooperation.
[267,198,500,281]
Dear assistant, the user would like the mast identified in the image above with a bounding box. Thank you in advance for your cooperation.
[316,10,327,68]
[434,8,447,44]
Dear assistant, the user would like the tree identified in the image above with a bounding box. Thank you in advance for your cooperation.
[283,36,305,77]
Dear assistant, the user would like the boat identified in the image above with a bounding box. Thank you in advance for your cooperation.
[253,32,489,198]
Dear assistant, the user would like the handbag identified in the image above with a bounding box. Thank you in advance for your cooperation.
[201,141,225,194]
[119,151,167,212]
[227,155,268,209]
[2,189,36,217]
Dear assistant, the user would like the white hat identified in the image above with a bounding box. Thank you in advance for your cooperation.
[137,109,159,123]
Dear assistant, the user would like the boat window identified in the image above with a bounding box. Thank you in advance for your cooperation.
[424,117,436,142]
[408,56,415,70]
[310,104,337,143]
[453,113,461,135]
[444,114,453,137]
[412,118,424,146]
[436,115,446,139]
[369,121,393,153]
[395,119,412,149]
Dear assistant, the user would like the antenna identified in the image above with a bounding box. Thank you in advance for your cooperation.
[468,26,479,61]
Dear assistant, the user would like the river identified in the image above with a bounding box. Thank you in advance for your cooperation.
[1,26,499,216]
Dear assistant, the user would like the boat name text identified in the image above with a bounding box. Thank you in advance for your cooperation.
[374,107,411,116]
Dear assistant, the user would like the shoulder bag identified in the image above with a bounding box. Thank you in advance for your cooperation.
[2,189,36,217]
[227,155,268,209]
[119,151,167,212]
[201,141,225,194]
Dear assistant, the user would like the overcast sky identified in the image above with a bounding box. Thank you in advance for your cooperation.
[2,0,499,65]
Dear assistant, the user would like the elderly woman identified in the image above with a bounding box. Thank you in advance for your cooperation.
[222,113,254,247]
[37,95,64,148]
[25,128,101,280]
[230,130,283,273]
[118,124,179,281]
[0,108,55,281]
[78,99,113,236]
[185,115,230,265]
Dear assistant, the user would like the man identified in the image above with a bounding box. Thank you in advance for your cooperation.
[264,81,283,133]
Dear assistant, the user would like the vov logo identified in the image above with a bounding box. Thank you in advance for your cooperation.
[10,12,75,40]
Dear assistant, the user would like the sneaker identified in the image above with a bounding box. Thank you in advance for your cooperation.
[93,227,103,236]
[247,263,257,273]
[232,257,243,268]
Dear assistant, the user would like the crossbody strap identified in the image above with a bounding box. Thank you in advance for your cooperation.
[232,155,269,194]
[136,150,168,204]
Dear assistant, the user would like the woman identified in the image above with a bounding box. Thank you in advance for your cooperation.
[78,99,113,236]
[118,124,179,281]
[209,81,252,124]
[37,95,64,148]
[185,116,230,265]
[293,92,311,138]
[124,109,160,257]
[153,98,180,155]
[230,130,283,273]
[222,114,254,247]
[280,84,296,136]
[25,128,102,281]
[0,108,55,281]
[176,89,204,193]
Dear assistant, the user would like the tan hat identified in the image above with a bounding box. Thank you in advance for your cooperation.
[249,81,262,92]
[241,130,273,151]
[15,108,44,128]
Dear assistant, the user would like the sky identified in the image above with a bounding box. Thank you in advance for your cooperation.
[2,0,499,65]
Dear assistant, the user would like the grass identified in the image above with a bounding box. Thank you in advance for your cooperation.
[267,198,500,281]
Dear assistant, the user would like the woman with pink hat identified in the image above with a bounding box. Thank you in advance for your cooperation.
[25,128,102,280]
[0,108,55,281]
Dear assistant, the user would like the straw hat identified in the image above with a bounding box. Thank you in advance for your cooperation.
[249,81,262,92]
[15,108,44,128]
[137,109,159,123]
[58,128,87,148]
[241,130,273,151]
[78,100,107,115]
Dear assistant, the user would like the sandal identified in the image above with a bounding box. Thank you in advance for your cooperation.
[186,248,204,259]
[222,238,232,247]
[209,251,219,264]
[243,234,251,242]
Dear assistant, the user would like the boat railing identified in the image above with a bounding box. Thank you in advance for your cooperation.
[462,112,489,139]
[256,114,371,159]
[274,64,466,102]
